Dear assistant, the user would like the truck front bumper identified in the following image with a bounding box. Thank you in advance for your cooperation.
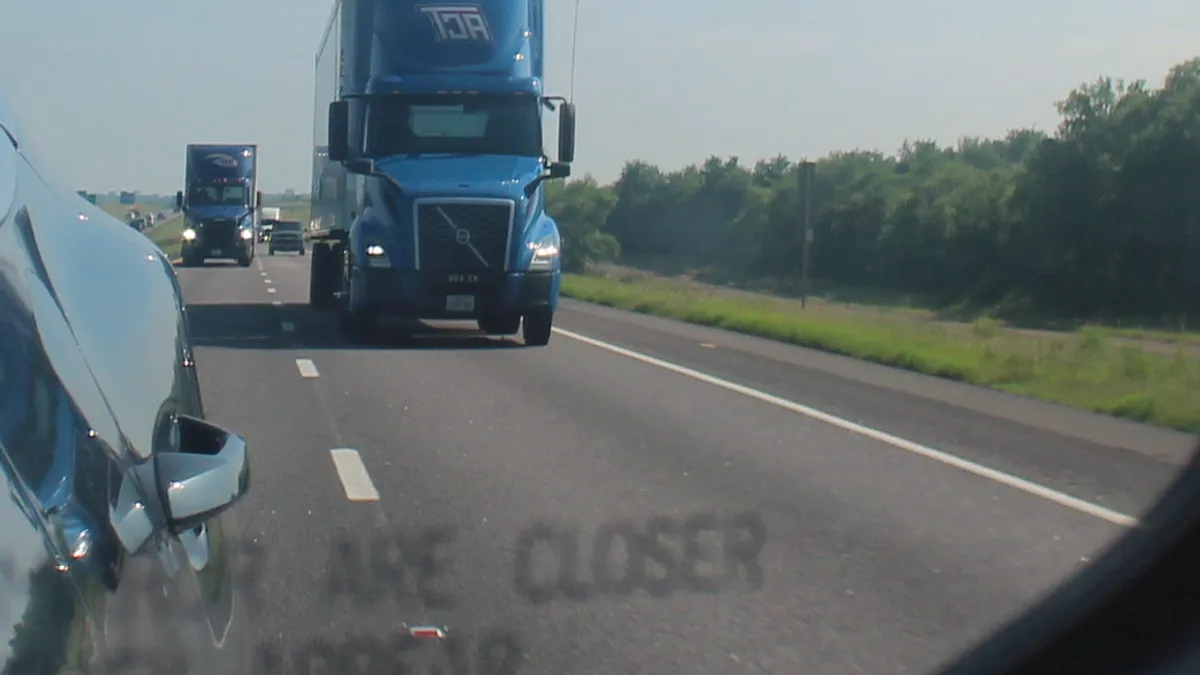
[181,237,253,260]
[353,269,559,319]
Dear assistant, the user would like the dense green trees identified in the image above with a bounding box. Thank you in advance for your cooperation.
[546,57,1200,323]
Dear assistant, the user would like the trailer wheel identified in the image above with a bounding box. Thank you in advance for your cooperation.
[309,242,336,308]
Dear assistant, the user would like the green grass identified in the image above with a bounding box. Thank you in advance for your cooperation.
[149,216,185,259]
[98,202,168,219]
[561,273,1200,433]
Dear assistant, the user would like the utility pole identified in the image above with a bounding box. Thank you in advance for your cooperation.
[800,160,815,308]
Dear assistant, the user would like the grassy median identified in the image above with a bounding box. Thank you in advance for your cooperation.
[561,272,1200,432]
[98,202,162,220]
[149,216,185,259]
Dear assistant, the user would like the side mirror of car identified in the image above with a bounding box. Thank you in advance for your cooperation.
[154,415,250,534]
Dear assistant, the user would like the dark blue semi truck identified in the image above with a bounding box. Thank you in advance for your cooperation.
[307,0,576,346]
[175,143,263,266]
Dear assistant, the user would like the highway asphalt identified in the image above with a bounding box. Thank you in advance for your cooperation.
[176,253,1197,675]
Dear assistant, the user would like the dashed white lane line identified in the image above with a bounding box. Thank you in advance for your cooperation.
[329,448,380,501]
[267,287,277,294]
[295,358,319,378]
[281,321,295,332]
[264,278,272,284]
[272,300,282,306]
[551,327,1139,528]
[260,271,267,276]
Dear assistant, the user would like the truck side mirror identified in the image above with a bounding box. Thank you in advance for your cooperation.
[256,190,263,209]
[328,101,349,162]
[547,162,571,179]
[557,102,575,164]
[175,191,183,209]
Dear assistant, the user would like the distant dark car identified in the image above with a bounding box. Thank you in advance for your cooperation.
[268,219,305,255]
[0,90,253,673]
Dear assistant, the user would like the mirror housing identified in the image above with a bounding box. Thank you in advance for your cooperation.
[175,190,183,209]
[155,415,250,534]
[523,162,571,198]
[345,157,376,175]
[328,101,349,162]
[557,102,575,163]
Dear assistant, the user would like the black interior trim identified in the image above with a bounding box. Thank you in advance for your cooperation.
[937,441,1200,675]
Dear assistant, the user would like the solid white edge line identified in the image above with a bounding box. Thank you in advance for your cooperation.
[281,321,295,332]
[295,358,319,378]
[551,327,1139,527]
[329,448,380,501]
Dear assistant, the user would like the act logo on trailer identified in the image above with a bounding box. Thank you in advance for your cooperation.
[417,4,493,42]
[205,154,238,169]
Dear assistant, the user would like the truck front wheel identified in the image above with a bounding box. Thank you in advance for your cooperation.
[338,252,376,342]
[522,309,553,346]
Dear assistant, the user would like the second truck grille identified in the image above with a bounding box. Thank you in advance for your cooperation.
[202,219,238,248]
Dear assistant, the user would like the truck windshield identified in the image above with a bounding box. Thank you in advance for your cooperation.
[364,94,541,157]
[275,221,302,232]
[189,184,248,206]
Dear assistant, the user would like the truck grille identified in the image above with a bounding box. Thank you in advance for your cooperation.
[201,219,238,248]
[416,201,513,271]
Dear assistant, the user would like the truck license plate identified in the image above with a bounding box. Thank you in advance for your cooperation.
[446,295,474,312]
[211,249,222,256]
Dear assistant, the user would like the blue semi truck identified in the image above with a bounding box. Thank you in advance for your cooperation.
[307,0,576,346]
[175,143,263,266]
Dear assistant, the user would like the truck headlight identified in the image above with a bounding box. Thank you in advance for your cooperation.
[239,229,253,240]
[364,244,390,268]
[182,228,197,241]
[527,239,559,269]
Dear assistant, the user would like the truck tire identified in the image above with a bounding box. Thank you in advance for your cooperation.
[478,315,521,335]
[337,252,375,342]
[522,309,553,346]
[237,255,252,267]
[181,252,201,267]
[309,242,336,308]
[268,248,275,255]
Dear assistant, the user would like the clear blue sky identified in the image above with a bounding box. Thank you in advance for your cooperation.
[0,0,1195,194]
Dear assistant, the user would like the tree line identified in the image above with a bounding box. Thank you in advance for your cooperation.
[546,56,1200,323]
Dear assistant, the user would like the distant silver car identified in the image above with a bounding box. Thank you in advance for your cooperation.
[268,219,306,255]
